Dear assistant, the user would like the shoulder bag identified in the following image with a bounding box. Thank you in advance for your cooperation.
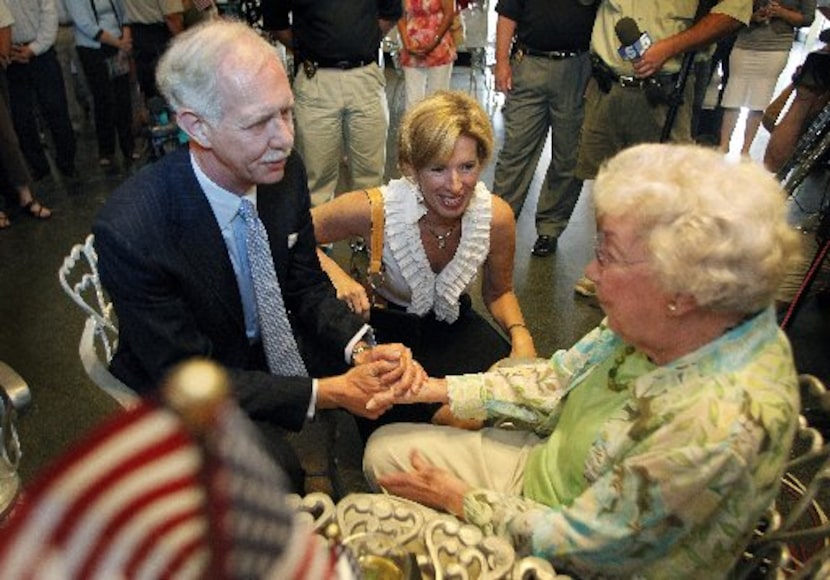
[351,188,423,348]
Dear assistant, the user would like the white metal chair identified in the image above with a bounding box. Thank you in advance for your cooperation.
[290,492,566,578]
[460,1,498,113]
[733,374,830,579]
[0,361,30,519]
[58,234,139,408]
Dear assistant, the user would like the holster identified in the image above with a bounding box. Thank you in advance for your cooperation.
[644,77,673,107]
[590,54,615,94]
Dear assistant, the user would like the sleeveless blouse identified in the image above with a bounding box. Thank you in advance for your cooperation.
[374,177,492,323]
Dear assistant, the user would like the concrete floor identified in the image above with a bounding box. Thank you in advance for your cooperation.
[1,63,828,501]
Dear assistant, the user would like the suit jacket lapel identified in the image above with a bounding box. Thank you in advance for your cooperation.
[170,151,246,331]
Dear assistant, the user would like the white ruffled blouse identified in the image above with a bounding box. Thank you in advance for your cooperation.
[375,177,492,323]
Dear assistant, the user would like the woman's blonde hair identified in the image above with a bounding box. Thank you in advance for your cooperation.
[397,91,494,175]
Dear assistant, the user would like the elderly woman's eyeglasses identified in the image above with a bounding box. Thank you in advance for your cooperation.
[593,234,649,269]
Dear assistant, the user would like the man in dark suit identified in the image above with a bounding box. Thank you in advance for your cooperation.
[92,19,423,493]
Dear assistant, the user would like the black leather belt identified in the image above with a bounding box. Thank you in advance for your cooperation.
[310,57,375,70]
[591,54,678,93]
[615,73,679,89]
[520,45,585,59]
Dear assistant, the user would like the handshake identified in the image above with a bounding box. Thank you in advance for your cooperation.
[332,343,445,420]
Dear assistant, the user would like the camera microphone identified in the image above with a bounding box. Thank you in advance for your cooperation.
[615,17,652,61]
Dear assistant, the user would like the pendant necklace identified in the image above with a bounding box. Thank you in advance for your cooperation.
[424,222,457,249]
[607,345,637,392]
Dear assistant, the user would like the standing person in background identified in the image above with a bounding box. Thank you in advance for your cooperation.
[66,0,137,169]
[5,0,77,182]
[0,0,51,229]
[491,0,597,258]
[719,0,815,158]
[572,0,750,297]
[122,0,183,101]
[263,0,401,207]
[55,0,88,133]
[397,0,457,112]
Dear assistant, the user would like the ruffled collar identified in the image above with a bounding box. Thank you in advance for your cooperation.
[384,178,492,322]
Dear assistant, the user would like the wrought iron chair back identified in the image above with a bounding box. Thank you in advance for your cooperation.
[0,361,30,520]
[58,234,139,408]
[734,374,830,579]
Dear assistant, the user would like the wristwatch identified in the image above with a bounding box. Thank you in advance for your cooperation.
[351,343,373,365]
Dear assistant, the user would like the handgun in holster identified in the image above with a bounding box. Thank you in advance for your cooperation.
[590,54,615,94]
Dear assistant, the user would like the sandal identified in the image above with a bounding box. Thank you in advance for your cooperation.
[0,211,10,229]
[22,199,52,220]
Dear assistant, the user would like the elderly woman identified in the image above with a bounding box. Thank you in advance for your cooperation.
[313,90,535,437]
[364,143,802,577]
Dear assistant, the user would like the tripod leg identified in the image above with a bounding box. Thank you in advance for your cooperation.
[780,238,830,330]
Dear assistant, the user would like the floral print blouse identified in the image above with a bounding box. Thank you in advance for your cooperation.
[399,0,456,68]
[447,307,800,578]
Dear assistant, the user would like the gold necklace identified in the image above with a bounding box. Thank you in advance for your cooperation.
[607,345,636,392]
[423,222,457,249]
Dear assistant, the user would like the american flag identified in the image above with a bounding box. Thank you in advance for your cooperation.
[0,362,355,579]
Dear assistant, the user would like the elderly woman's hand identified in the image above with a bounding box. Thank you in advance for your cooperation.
[366,376,448,412]
[376,450,471,517]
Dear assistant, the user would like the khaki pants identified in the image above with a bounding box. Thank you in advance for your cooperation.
[576,76,694,180]
[363,422,542,496]
[293,63,389,206]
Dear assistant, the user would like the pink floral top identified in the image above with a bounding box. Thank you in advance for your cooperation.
[399,0,456,68]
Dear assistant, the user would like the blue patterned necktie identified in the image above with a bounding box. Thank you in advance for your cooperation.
[238,199,308,376]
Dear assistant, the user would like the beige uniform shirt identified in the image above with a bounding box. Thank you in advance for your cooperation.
[122,0,183,24]
[0,0,13,29]
[592,0,751,75]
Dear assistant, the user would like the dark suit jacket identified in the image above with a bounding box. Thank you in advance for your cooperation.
[93,148,364,431]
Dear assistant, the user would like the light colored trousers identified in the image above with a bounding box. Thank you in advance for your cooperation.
[363,422,542,497]
[403,63,453,112]
[293,63,389,206]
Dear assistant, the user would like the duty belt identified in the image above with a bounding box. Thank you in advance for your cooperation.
[517,44,585,60]
[590,53,679,106]
[302,56,375,79]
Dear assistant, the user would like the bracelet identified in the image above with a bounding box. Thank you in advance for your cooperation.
[507,323,528,333]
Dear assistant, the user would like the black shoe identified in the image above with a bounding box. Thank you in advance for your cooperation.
[531,235,556,257]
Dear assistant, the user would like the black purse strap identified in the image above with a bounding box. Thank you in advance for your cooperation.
[90,0,122,31]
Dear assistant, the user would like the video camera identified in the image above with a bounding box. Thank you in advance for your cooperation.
[792,50,830,92]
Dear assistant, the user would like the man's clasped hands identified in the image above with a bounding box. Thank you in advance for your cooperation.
[344,344,443,419]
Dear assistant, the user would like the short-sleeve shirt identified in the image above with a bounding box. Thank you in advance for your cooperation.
[262,0,402,63]
[122,0,183,24]
[495,0,597,52]
[592,0,752,75]
[0,0,14,28]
